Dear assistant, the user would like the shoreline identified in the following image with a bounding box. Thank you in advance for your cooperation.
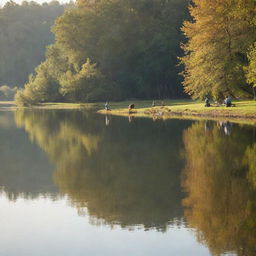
[97,100,256,124]
[97,109,256,125]
[1,100,255,124]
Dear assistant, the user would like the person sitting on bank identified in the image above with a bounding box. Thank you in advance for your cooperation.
[224,96,231,107]
[205,97,210,107]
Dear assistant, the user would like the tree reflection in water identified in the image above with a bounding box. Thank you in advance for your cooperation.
[15,109,189,231]
[0,111,57,200]
[4,109,256,253]
[182,121,256,256]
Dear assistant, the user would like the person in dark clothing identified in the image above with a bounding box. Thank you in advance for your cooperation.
[224,96,231,107]
[205,97,210,107]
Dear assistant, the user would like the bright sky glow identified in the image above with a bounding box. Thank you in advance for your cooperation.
[0,0,71,6]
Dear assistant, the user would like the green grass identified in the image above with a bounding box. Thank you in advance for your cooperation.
[1,99,255,123]
[97,99,256,123]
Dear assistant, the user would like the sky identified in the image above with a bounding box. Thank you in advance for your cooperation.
[0,0,70,5]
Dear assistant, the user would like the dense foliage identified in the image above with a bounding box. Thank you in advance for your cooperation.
[15,0,189,105]
[246,43,256,99]
[180,0,256,100]
[0,1,67,87]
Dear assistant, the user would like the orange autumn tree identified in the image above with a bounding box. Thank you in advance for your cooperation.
[180,0,256,100]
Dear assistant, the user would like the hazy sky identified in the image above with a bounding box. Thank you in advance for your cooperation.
[0,0,70,5]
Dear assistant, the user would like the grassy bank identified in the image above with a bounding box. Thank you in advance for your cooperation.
[1,100,255,123]
[97,100,256,123]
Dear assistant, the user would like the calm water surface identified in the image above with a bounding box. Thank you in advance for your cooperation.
[0,109,255,256]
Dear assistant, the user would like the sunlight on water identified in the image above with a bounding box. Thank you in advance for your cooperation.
[0,195,210,256]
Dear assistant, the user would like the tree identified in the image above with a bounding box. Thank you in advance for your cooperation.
[180,0,256,100]
[246,43,256,99]
[15,0,190,105]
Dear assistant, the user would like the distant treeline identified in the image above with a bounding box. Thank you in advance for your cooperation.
[15,0,189,105]
[0,85,17,100]
[1,0,255,105]
[0,1,68,88]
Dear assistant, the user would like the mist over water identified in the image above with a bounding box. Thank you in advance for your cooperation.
[0,109,255,255]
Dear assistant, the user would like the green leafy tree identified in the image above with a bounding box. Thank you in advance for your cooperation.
[246,43,256,99]
[16,0,189,105]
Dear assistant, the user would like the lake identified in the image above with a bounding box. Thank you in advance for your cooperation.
[0,109,255,256]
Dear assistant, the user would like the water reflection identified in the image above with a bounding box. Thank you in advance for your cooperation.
[0,112,57,200]
[105,115,110,126]
[14,109,189,230]
[182,121,256,255]
[217,121,233,136]
[1,109,256,255]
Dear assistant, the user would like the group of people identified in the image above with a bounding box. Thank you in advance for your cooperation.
[205,96,232,107]
[106,97,233,111]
